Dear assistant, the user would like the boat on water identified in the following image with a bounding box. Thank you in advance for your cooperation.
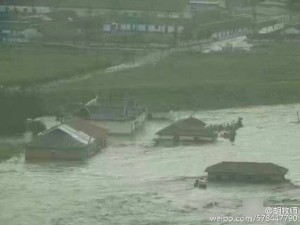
[194,176,208,189]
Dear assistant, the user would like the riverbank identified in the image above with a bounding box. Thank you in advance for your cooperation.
[41,42,300,112]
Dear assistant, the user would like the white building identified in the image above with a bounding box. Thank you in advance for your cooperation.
[0,0,191,19]
[103,22,184,34]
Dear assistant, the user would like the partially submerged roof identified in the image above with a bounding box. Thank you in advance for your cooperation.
[205,162,288,176]
[28,124,95,149]
[156,116,210,136]
[70,118,108,139]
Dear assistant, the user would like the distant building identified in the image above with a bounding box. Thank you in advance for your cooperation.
[205,161,289,183]
[25,124,102,161]
[0,0,191,19]
[103,17,185,34]
[189,0,224,15]
[155,116,217,145]
[223,0,253,8]
[0,0,50,14]
[0,21,40,42]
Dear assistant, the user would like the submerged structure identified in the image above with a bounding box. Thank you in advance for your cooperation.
[205,161,289,183]
[77,97,146,135]
[25,124,103,161]
[155,116,217,145]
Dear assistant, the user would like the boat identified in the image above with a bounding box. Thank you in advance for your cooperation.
[194,177,208,189]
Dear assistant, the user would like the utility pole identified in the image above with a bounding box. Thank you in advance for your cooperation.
[131,33,135,65]
[251,0,257,40]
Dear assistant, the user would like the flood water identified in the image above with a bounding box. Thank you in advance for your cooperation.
[1,104,300,225]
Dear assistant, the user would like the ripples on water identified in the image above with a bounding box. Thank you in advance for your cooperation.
[1,104,300,225]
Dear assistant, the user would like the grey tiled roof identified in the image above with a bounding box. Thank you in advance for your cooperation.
[156,116,213,137]
[205,161,288,175]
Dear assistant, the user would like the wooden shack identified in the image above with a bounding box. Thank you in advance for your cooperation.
[25,124,101,161]
[155,116,217,145]
[205,161,289,183]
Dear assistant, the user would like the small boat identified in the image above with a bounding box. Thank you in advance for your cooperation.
[194,177,207,189]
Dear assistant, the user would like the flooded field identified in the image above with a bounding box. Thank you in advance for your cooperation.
[1,104,300,225]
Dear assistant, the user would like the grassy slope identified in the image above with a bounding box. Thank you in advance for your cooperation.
[0,44,128,86]
[41,0,189,11]
[47,42,300,110]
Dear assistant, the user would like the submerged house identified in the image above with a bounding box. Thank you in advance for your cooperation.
[155,116,217,145]
[69,118,108,149]
[205,161,289,183]
[77,98,146,135]
[25,124,101,161]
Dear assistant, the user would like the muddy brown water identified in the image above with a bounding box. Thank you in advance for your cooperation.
[0,104,300,225]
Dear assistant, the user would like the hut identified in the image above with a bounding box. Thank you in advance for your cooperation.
[205,161,289,183]
[25,124,100,161]
[155,116,217,145]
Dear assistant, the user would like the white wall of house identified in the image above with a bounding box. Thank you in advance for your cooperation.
[56,7,108,17]
[0,5,51,14]
[104,22,183,34]
[137,24,147,32]
[90,113,145,135]
[0,3,184,19]
[120,23,131,31]
[103,23,111,32]
[212,27,249,39]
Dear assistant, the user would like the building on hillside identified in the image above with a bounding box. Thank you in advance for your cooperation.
[103,17,185,34]
[0,0,50,14]
[0,0,191,19]
[25,124,102,161]
[205,161,289,183]
[155,116,217,145]
[189,0,224,15]
[223,0,253,9]
[0,21,40,42]
[205,17,251,40]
